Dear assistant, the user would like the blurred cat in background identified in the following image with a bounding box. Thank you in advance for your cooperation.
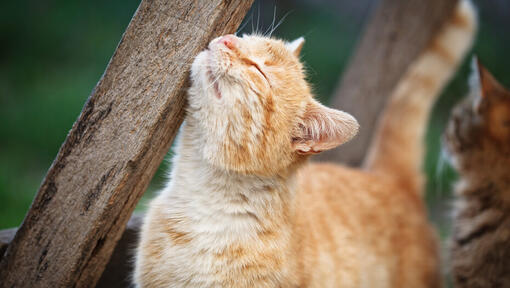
[444,59,510,287]
[134,1,476,287]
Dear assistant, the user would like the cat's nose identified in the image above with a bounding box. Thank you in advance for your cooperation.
[219,34,237,50]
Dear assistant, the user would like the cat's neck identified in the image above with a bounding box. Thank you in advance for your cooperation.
[159,121,296,235]
[149,121,298,285]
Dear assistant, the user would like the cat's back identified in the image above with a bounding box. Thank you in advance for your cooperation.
[293,163,441,288]
[296,163,427,228]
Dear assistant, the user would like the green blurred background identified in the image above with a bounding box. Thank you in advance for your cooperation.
[1,0,509,256]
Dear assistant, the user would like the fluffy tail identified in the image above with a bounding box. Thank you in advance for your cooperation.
[364,0,477,193]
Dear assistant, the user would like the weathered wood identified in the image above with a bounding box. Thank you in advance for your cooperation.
[316,0,458,166]
[0,215,143,288]
[0,228,16,261]
[0,1,253,287]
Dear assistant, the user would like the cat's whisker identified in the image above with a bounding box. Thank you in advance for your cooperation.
[268,11,292,37]
[204,77,220,91]
[173,63,210,70]
[171,59,219,69]
[237,14,253,35]
[204,70,223,91]
[256,1,261,35]
[177,57,222,70]
[250,8,255,34]
[173,64,195,69]
[263,5,277,37]
[171,60,193,66]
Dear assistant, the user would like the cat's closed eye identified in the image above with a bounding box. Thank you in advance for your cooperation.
[243,58,268,81]
[251,63,267,80]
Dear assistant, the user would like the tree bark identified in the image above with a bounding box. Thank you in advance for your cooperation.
[315,0,458,166]
[0,216,143,288]
[0,1,253,287]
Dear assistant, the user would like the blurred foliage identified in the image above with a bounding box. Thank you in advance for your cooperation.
[1,0,509,259]
[0,0,141,227]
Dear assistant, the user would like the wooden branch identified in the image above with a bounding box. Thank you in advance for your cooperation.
[0,1,253,287]
[316,0,458,166]
[0,215,143,288]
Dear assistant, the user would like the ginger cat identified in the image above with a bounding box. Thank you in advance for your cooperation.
[444,59,510,287]
[134,1,476,287]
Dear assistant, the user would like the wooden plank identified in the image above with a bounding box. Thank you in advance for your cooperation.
[0,1,253,287]
[0,216,143,288]
[316,0,458,166]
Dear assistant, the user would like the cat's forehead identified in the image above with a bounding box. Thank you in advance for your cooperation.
[241,35,292,59]
[241,34,284,47]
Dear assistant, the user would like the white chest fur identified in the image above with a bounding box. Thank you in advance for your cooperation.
[135,122,296,287]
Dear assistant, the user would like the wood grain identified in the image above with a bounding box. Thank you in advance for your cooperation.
[0,1,253,287]
[316,0,458,166]
[0,216,142,288]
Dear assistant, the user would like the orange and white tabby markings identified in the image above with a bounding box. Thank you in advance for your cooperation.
[134,1,476,287]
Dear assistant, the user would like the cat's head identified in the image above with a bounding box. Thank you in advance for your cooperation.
[187,34,358,176]
[444,58,510,173]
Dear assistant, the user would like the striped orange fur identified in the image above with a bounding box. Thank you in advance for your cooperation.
[365,0,477,193]
[134,1,477,287]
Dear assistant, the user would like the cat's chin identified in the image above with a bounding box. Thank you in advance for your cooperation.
[191,50,223,100]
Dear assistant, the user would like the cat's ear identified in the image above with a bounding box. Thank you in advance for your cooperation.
[472,57,510,141]
[292,100,359,154]
[286,37,305,56]
[474,57,506,99]
[472,57,510,110]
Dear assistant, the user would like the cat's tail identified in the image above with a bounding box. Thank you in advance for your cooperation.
[364,0,477,194]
